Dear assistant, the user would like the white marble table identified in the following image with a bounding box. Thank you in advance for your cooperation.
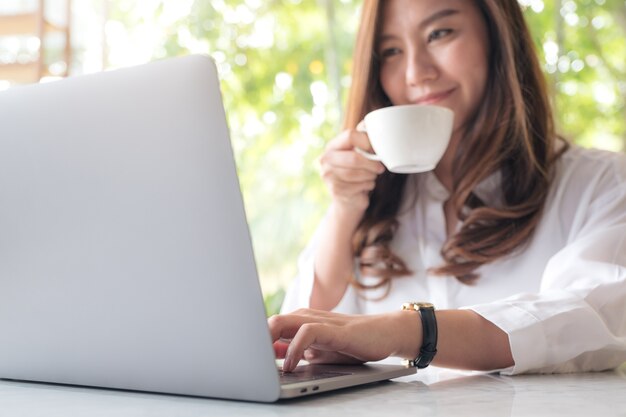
[1,364,625,416]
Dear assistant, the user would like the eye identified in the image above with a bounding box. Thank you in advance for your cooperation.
[427,29,453,43]
[379,47,402,60]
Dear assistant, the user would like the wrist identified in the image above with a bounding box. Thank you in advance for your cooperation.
[398,302,438,368]
[390,310,422,359]
[328,201,366,229]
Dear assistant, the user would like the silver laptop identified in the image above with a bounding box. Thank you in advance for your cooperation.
[0,55,415,402]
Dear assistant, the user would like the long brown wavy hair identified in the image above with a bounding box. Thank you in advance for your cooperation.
[345,0,565,293]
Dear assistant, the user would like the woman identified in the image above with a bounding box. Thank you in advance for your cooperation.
[270,0,626,374]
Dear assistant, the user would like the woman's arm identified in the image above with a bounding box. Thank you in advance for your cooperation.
[310,203,362,310]
[309,128,384,310]
[268,308,513,372]
[435,310,513,370]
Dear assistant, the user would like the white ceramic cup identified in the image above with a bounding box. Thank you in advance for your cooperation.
[355,104,454,174]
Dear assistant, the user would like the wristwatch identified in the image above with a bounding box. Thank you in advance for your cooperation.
[401,302,438,368]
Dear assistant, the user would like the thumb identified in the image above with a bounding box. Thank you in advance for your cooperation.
[327,122,374,152]
[351,120,375,153]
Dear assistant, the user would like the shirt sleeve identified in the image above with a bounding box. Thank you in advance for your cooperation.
[467,174,626,375]
[280,213,360,314]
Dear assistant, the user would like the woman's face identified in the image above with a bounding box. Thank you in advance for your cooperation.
[377,0,490,133]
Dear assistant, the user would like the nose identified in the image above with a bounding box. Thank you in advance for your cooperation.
[405,47,438,86]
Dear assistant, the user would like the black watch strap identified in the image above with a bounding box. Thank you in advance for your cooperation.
[402,302,438,369]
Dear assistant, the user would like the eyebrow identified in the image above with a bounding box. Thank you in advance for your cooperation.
[419,8,460,29]
[378,8,461,42]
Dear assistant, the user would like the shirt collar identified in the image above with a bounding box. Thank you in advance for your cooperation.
[416,170,503,207]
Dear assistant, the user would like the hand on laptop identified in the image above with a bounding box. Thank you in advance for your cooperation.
[268,308,420,372]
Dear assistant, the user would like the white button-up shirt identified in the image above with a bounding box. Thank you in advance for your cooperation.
[281,145,626,374]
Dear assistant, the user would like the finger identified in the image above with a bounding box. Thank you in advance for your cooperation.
[325,179,377,198]
[273,341,290,359]
[267,314,302,342]
[321,165,378,183]
[267,310,355,345]
[321,150,385,175]
[289,308,356,321]
[326,128,374,154]
[349,126,376,154]
[321,163,384,184]
[325,129,364,151]
[283,323,346,372]
[289,308,349,319]
[267,312,333,342]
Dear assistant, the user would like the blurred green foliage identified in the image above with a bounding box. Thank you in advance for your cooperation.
[106,0,625,316]
[523,0,626,150]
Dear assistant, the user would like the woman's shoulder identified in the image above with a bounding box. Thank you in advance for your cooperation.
[556,143,626,188]
[548,144,626,217]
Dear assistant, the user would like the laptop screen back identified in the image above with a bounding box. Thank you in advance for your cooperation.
[0,56,281,402]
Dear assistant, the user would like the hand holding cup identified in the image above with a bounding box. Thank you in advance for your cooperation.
[318,127,386,213]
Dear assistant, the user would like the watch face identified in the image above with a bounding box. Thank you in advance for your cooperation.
[402,302,434,310]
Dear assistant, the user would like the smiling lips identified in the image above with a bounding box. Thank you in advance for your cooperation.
[413,88,456,105]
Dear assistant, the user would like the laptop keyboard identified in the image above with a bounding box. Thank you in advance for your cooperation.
[278,368,352,384]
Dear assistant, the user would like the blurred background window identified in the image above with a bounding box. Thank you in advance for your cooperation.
[1,0,625,315]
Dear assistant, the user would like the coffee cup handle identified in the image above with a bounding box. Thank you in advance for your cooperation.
[354,121,381,161]
[354,146,381,161]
